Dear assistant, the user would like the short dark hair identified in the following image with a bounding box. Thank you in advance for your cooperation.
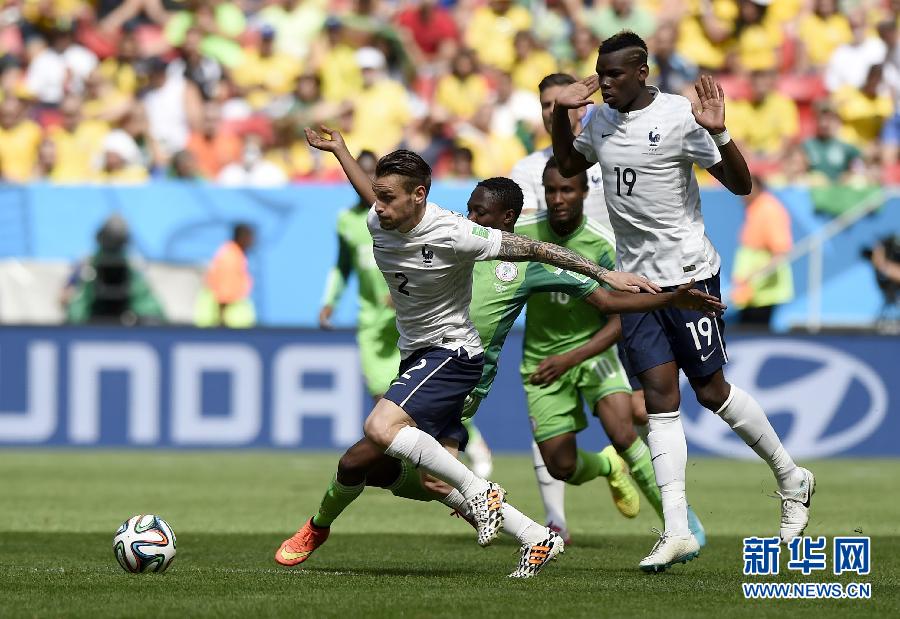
[475,177,524,219]
[357,149,377,164]
[233,223,254,242]
[543,156,588,190]
[375,149,432,195]
[599,30,649,65]
[538,73,577,93]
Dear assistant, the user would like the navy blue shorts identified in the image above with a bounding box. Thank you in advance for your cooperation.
[619,273,728,379]
[383,346,484,451]
[616,340,643,391]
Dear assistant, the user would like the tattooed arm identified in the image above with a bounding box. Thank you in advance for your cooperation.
[497,231,661,293]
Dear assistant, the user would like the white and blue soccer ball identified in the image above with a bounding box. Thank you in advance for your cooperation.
[113,514,177,573]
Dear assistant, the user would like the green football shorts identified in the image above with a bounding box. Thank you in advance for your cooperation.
[522,346,632,443]
[358,315,401,396]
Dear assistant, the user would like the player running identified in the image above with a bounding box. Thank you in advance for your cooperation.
[516,158,705,544]
[319,150,494,477]
[551,31,815,572]
[277,126,659,577]
[276,174,724,576]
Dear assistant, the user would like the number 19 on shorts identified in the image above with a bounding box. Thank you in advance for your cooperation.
[686,317,714,350]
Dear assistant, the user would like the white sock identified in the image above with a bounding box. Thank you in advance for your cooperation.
[440,488,472,517]
[385,426,488,500]
[647,411,689,536]
[716,385,802,492]
[531,441,567,528]
[501,503,547,545]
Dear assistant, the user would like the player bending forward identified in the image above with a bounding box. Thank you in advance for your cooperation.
[277,127,659,577]
[551,31,815,572]
[277,174,724,577]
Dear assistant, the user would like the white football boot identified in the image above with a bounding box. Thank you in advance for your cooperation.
[508,529,565,578]
[467,482,506,547]
[639,529,700,573]
[466,433,494,479]
[778,467,816,544]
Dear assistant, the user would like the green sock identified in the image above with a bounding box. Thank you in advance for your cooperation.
[311,476,365,528]
[388,460,440,503]
[622,439,663,520]
[567,449,611,486]
[462,418,482,443]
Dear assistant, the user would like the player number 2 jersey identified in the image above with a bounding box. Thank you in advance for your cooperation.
[367,203,501,358]
[574,87,723,287]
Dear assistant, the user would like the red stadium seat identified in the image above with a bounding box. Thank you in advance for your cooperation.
[718,75,752,100]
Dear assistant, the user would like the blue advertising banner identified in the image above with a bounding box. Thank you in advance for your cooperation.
[0,327,896,456]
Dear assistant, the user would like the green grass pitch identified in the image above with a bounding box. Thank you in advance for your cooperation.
[0,451,897,618]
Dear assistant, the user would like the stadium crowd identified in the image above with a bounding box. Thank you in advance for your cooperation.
[0,0,898,185]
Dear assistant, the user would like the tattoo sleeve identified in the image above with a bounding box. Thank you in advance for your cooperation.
[498,231,610,284]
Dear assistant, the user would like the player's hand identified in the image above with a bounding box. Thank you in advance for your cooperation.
[601,271,662,294]
[305,126,347,153]
[555,74,600,109]
[530,353,575,386]
[692,75,726,135]
[318,305,334,330]
[670,281,727,316]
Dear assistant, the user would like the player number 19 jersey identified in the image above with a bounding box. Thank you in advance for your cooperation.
[574,87,723,287]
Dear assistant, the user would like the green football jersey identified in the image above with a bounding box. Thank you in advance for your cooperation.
[515,214,617,370]
[469,259,599,399]
[322,205,395,327]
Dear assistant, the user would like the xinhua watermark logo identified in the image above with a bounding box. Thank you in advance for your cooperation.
[741,536,872,600]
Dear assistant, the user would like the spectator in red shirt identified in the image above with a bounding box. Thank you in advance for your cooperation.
[395,0,459,63]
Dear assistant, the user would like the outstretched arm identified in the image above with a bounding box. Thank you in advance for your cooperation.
[305,126,376,206]
[550,75,597,178]
[585,280,726,316]
[691,75,752,195]
[497,231,660,293]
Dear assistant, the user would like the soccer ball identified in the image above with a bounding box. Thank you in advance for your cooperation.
[113,514,177,573]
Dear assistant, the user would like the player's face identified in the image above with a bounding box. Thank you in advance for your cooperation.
[372,174,426,231]
[595,49,649,111]
[540,84,583,135]
[467,186,515,232]
[543,167,587,227]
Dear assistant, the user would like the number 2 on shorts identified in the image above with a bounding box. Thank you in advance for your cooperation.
[685,317,713,350]
[400,358,427,380]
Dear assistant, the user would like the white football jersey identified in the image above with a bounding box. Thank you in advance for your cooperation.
[368,202,502,358]
[574,87,723,287]
[511,146,612,233]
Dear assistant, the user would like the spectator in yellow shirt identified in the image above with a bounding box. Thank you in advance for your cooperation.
[733,0,782,72]
[46,95,110,183]
[0,97,42,183]
[834,64,894,154]
[797,0,852,72]
[310,17,363,102]
[511,30,558,92]
[350,47,412,156]
[728,69,799,162]
[434,48,490,121]
[96,130,149,184]
[455,103,527,179]
[231,25,301,110]
[564,27,599,81]
[465,0,533,71]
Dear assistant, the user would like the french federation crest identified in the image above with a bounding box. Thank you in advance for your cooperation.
[495,261,518,282]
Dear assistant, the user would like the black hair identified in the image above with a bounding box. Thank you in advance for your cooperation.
[375,149,432,195]
[475,177,524,218]
[453,146,474,161]
[538,73,577,93]
[598,30,649,66]
[543,156,588,190]
[357,149,377,164]
[233,222,254,242]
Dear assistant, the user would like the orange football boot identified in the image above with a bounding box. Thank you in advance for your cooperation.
[275,518,330,566]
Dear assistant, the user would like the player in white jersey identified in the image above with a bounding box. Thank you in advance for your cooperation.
[511,73,610,230]
[277,125,659,578]
[550,31,815,572]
